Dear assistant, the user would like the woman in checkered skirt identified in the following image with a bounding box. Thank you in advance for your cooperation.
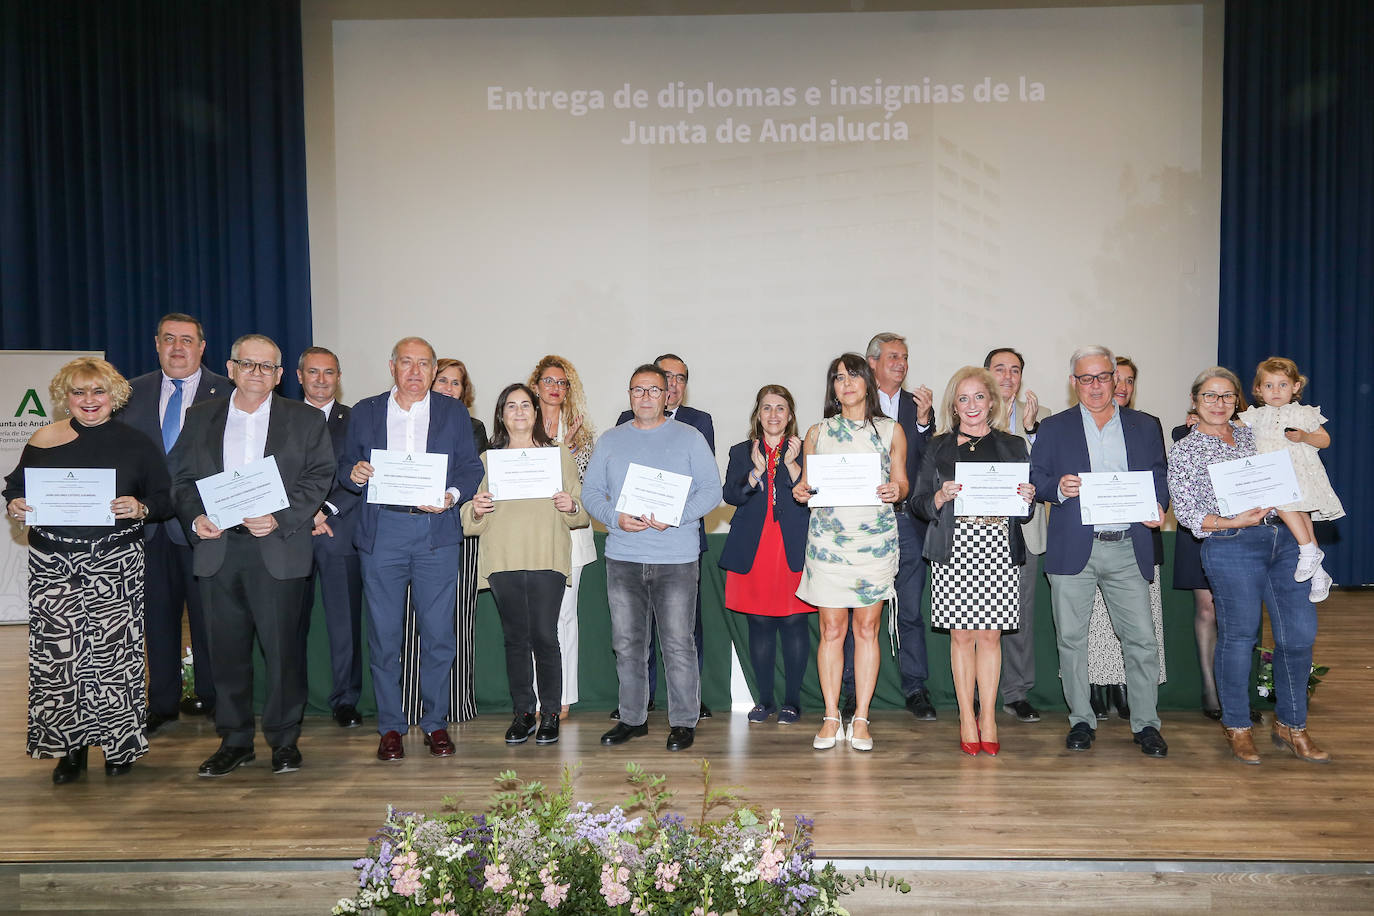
[911,367,1036,756]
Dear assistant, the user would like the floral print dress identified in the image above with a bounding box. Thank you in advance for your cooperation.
[796,416,898,608]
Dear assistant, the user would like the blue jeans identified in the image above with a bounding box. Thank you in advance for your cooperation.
[606,558,700,728]
[1202,521,1317,730]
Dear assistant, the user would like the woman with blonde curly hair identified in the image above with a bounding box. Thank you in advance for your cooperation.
[4,357,172,783]
[528,355,597,715]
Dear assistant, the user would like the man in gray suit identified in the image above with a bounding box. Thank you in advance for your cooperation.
[116,313,231,734]
[170,334,334,777]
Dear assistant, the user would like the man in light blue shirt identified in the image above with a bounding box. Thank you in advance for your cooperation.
[583,364,721,752]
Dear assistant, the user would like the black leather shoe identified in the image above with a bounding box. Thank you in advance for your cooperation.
[535,712,560,745]
[1111,684,1130,720]
[52,747,88,785]
[1003,700,1041,723]
[666,726,695,751]
[332,704,363,728]
[271,745,302,774]
[197,744,255,777]
[180,695,214,717]
[1066,722,1096,751]
[104,761,133,777]
[145,710,178,736]
[505,712,537,744]
[840,693,857,720]
[1089,684,1109,719]
[905,689,937,721]
[1202,706,1223,721]
[609,707,620,720]
[1133,726,1168,758]
[698,703,712,719]
[600,722,649,746]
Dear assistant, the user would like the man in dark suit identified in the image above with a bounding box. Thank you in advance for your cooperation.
[862,332,937,720]
[615,353,715,719]
[169,334,334,777]
[115,312,231,735]
[1029,345,1169,758]
[339,336,484,763]
[296,346,364,728]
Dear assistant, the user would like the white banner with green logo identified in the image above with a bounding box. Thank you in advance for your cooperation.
[2,350,104,623]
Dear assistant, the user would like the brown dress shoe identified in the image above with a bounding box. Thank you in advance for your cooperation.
[377,730,405,761]
[424,728,455,757]
[1272,721,1330,763]
[1224,726,1261,765]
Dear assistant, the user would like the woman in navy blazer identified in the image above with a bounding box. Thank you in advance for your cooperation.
[719,385,814,725]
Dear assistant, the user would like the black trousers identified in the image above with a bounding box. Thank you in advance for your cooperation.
[199,532,308,748]
[143,524,215,714]
[488,569,566,715]
[300,543,364,710]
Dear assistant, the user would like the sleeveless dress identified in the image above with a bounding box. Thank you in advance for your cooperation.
[796,416,898,608]
[1238,403,1345,519]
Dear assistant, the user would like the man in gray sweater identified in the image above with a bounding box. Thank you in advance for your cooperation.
[583,363,721,752]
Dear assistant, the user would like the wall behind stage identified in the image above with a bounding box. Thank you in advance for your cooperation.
[304,2,1222,511]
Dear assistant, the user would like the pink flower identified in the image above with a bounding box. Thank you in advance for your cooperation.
[485,861,512,893]
[391,866,422,897]
[654,860,681,893]
[539,867,570,908]
[600,863,631,907]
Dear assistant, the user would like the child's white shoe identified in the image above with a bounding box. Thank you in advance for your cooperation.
[1295,548,1324,582]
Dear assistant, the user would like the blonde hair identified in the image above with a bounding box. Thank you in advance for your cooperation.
[1252,356,1306,403]
[937,366,1006,436]
[435,358,475,409]
[49,358,131,417]
[528,354,595,454]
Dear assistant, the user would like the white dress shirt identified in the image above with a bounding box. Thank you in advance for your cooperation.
[158,367,203,426]
[386,387,460,503]
[223,392,272,470]
[877,387,930,431]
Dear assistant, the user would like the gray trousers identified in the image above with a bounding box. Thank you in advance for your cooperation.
[606,558,701,728]
[1048,538,1161,733]
[999,552,1040,703]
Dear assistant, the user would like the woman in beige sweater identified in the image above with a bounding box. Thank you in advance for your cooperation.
[461,383,589,746]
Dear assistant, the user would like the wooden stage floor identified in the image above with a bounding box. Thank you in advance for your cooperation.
[1,592,1372,910]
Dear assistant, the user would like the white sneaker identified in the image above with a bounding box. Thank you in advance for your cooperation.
[1295,548,1324,582]
[1309,568,1332,603]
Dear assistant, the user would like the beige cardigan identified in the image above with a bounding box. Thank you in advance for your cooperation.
[459,444,590,588]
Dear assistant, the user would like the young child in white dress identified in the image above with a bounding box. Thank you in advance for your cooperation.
[1238,357,1345,602]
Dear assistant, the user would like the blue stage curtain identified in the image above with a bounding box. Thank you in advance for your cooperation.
[0,0,312,396]
[1220,0,1373,585]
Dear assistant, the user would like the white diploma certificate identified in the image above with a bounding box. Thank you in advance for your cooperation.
[1078,470,1159,525]
[367,449,447,508]
[806,453,882,508]
[195,455,290,528]
[487,447,561,501]
[24,468,116,527]
[1207,450,1302,516]
[615,462,691,527]
[954,462,1030,517]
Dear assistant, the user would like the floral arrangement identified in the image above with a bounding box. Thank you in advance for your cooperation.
[1255,647,1328,700]
[333,761,908,915]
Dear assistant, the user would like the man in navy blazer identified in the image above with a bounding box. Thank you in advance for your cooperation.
[339,337,483,763]
[862,332,937,720]
[616,353,715,718]
[1029,346,1169,758]
[296,347,365,729]
[115,312,231,735]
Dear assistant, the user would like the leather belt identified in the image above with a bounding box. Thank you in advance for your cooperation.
[381,505,428,515]
[1092,529,1128,541]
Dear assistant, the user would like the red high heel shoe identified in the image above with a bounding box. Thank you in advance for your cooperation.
[960,720,980,756]
[979,721,999,756]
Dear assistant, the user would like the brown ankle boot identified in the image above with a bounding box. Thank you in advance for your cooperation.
[1271,721,1330,763]
[1223,726,1261,765]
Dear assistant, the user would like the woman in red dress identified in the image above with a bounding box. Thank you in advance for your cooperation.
[719,385,814,724]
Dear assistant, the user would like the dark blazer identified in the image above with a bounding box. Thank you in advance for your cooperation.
[1029,405,1168,581]
[618,403,715,552]
[718,439,808,574]
[168,395,335,579]
[885,390,933,529]
[314,401,362,557]
[116,367,232,545]
[338,391,485,553]
[910,430,1031,566]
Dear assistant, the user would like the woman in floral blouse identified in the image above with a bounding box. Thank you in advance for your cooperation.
[1167,366,1327,766]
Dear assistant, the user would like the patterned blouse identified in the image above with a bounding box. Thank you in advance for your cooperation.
[1167,422,1273,538]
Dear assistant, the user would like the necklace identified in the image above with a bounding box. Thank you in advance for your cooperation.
[959,430,989,452]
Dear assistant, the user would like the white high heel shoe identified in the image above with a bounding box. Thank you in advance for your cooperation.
[849,716,874,752]
[813,716,843,749]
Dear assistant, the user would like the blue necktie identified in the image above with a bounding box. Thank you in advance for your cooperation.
[162,379,184,452]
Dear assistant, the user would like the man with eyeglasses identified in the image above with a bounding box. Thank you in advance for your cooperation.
[1029,345,1170,757]
[615,353,716,719]
[117,313,231,736]
[168,334,334,777]
[589,364,721,752]
[338,337,484,763]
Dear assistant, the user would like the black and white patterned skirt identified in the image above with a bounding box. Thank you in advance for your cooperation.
[930,519,1020,630]
[27,538,149,764]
